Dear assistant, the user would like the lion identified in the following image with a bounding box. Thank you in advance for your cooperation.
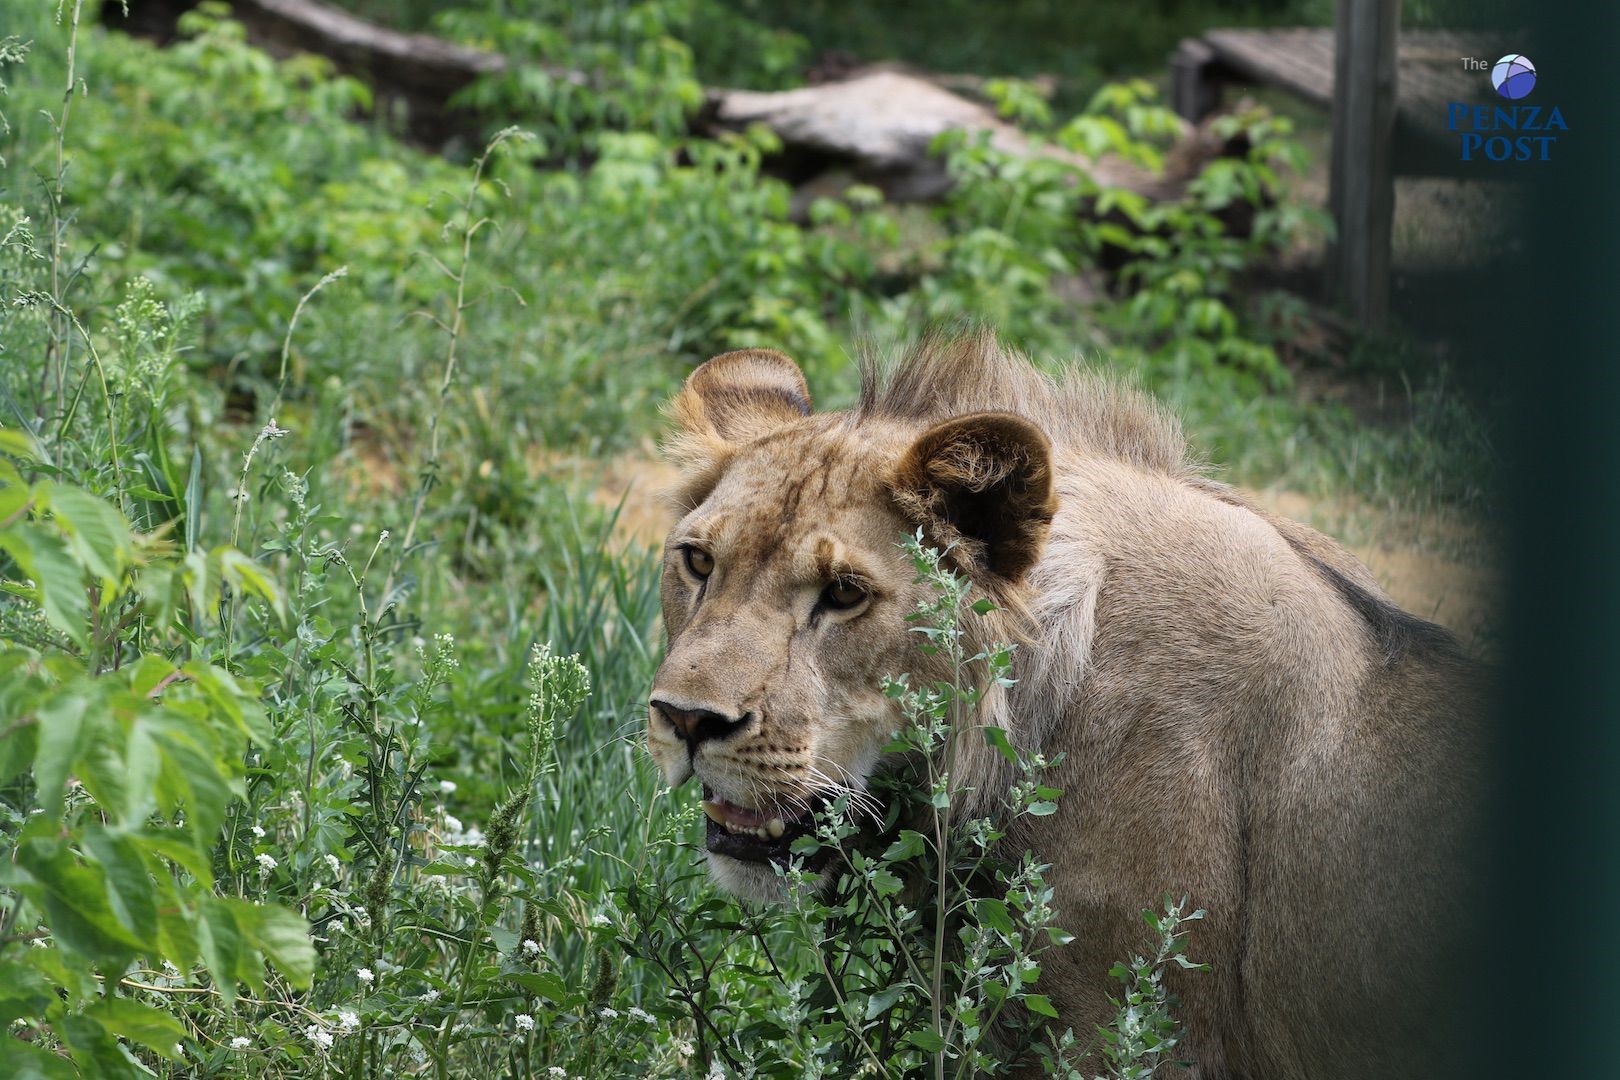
[645,332,1483,1079]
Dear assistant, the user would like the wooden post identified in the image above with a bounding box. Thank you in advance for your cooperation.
[1328,0,1400,330]
[1170,38,1221,122]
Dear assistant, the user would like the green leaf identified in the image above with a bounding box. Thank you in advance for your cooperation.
[237,902,316,990]
[0,525,89,648]
[31,682,89,815]
[44,484,133,593]
[863,983,908,1021]
[59,1012,146,1080]
[196,899,246,1004]
[0,1037,80,1080]
[982,725,1018,765]
[0,428,41,462]
[82,828,159,945]
[0,962,55,1029]
[975,898,1015,937]
[869,869,902,897]
[904,1028,946,1053]
[881,830,927,862]
[13,836,146,960]
[83,999,184,1060]
[508,971,575,1004]
[1024,994,1059,1019]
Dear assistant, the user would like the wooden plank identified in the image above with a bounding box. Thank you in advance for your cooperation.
[1328,0,1400,329]
[1198,28,1485,132]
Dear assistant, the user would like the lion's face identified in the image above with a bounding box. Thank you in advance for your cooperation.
[648,349,1056,901]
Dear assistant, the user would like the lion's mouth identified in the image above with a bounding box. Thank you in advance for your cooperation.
[701,786,836,868]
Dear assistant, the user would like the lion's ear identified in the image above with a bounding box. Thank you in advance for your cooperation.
[670,349,812,447]
[889,412,1057,584]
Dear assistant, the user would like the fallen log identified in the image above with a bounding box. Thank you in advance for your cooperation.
[113,0,1199,203]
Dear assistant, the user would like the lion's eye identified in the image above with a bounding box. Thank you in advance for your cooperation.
[822,579,868,611]
[683,546,715,579]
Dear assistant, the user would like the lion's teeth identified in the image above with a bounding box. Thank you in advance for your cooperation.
[703,799,787,841]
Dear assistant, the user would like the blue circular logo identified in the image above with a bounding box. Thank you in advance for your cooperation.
[1491,54,1536,99]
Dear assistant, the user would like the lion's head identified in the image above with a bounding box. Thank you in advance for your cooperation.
[645,343,1058,899]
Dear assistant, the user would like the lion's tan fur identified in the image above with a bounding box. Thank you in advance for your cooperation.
[648,333,1482,1080]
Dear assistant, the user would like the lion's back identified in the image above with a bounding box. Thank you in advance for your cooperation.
[1021,455,1481,1079]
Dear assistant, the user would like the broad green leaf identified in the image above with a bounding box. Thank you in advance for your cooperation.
[1024,994,1060,1019]
[196,899,246,1004]
[236,902,316,990]
[975,898,1015,937]
[31,683,90,816]
[83,999,185,1060]
[82,827,159,945]
[13,837,145,960]
[77,706,160,830]
[982,725,1018,765]
[904,1028,946,1053]
[0,962,54,1029]
[0,525,89,649]
[43,484,133,595]
[862,982,908,1020]
[869,869,902,897]
[0,428,41,461]
[0,1037,80,1080]
[216,547,287,626]
[59,1012,148,1080]
[508,971,574,1004]
[881,829,927,863]
[148,714,240,842]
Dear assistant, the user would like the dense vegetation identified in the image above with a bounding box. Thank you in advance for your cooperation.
[0,1,1486,1076]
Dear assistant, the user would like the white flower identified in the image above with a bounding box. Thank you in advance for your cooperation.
[305,1025,334,1052]
[250,825,266,839]
[674,1040,695,1058]
[705,1062,725,1080]
[514,1013,535,1032]
[548,1068,567,1078]
[443,814,463,835]
[325,854,342,876]
[337,1011,359,1034]
[420,988,441,1003]
[356,967,374,984]
[255,853,277,874]
[230,1036,251,1050]
[439,780,457,794]
[597,1007,618,1021]
[521,939,540,957]
[591,912,611,927]
[628,1006,654,1023]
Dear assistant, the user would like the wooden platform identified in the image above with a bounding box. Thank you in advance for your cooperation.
[1172,28,1492,175]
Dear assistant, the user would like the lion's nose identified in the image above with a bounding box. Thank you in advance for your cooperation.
[650,699,751,749]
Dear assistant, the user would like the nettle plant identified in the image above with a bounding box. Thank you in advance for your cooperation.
[658,533,1205,1079]
[771,533,1070,1079]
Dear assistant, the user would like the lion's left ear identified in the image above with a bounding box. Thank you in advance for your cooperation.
[889,412,1057,584]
